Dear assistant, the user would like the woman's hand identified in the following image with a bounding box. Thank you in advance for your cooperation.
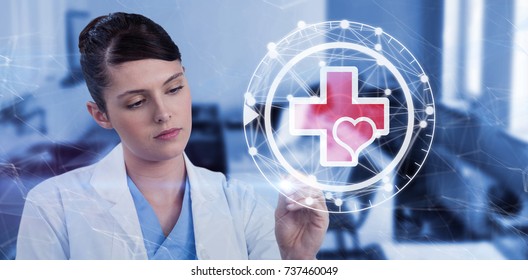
[274,180,329,260]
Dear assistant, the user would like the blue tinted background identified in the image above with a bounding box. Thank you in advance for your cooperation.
[1,0,527,260]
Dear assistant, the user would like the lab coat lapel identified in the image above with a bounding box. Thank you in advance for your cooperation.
[90,144,147,259]
[185,155,245,260]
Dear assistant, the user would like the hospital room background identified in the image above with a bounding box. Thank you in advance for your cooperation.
[1,0,528,260]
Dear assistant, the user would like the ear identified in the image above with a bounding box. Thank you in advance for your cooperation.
[86,101,113,129]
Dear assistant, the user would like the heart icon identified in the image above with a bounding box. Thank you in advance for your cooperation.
[332,117,377,166]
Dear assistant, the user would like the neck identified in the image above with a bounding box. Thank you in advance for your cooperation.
[123,149,187,202]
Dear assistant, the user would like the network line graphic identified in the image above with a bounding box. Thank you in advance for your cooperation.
[244,20,435,213]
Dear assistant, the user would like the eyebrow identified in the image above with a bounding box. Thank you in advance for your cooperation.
[117,72,184,98]
[163,72,184,86]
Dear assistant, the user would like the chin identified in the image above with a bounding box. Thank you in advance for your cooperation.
[156,146,186,161]
[168,141,190,157]
[145,151,184,163]
[132,144,185,163]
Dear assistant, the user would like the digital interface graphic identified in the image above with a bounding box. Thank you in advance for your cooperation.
[244,21,436,212]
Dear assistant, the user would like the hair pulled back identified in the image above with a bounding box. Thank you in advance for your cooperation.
[79,12,181,112]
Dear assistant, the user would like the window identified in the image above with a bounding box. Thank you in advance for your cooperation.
[509,0,528,141]
[442,0,485,107]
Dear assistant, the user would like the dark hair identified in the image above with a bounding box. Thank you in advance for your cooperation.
[78,12,181,112]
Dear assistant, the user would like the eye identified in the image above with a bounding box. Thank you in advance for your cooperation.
[127,99,145,109]
[168,85,184,94]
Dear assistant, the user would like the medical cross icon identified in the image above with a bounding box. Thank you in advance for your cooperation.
[289,66,389,167]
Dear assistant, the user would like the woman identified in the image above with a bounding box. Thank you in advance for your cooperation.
[16,12,328,260]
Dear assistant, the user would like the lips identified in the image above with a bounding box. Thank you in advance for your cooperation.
[154,128,181,140]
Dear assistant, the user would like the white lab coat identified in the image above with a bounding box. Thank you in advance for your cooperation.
[16,143,280,260]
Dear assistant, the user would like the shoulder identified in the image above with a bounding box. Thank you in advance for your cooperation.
[186,161,259,204]
[185,156,280,259]
[25,163,97,204]
[188,163,227,184]
[25,144,124,204]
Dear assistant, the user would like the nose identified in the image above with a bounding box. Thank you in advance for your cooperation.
[154,100,172,123]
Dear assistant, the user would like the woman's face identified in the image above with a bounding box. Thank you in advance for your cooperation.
[99,59,192,163]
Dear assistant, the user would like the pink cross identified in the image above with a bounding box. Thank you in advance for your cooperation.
[289,67,389,166]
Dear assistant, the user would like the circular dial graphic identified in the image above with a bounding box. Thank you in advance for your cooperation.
[243,20,435,213]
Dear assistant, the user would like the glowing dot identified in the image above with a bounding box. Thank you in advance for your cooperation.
[334,198,343,207]
[287,94,293,101]
[248,147,258,156]
[269,50,278,59]
[377,58,385,66]
[384,183,393,192]
[267,42,276,51]
[340,20,350,29]
[245,92,256,106]
[426,106,434,115]
[375,132,381,138]
[419,120,428,128]
[382,176,391,183]
[374,44,382,51]
[305,197,314,206]
[375,27,383,35]
[319,61,326,67]
[461,167,471,177]
[420,75,429,83]
[280,180,293,193]
[384,89,392,95]
[297,20,306,28]
[325,192,333,200]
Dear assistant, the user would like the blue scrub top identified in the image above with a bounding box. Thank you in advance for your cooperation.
[127,176,197,260]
